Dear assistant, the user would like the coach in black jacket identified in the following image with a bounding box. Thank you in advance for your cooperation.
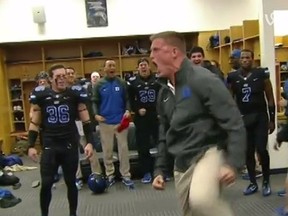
[150,31,246,216]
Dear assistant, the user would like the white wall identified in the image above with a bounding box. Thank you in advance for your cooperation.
[0,0,259,43]
[258,0,288,169]
[274,10,288,36]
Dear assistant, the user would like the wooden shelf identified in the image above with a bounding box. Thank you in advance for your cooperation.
[83,55,119,60]
[220,43,230,48]
[276,53,288,115]
[13,110,24,112]
[11,99,22,102]
[199,19,260,75]
[13,121,25,123]
[232,39,243,44]
[243,20,259,39]
[6,60,43,65]
[45,58,81,62]
[120,54,149,58]
[244,34,259,41]
[230,26,243,42]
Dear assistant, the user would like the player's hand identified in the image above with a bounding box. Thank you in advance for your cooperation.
[274,140,282,151]
[219,165,236,186]
[124,110,131,118]
[138,108,146,116]
[268,122,275,134]
[152,175,165,190]
[28,147,38,162]
[84,143,93,159]
[95,115,105,122]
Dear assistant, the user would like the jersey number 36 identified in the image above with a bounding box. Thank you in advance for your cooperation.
[46,105,70,124]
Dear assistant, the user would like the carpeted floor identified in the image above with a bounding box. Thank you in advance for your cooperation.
[0,156,287,216]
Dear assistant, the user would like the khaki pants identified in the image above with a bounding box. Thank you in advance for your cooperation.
[174,147,234,216]
[76,136,102,179]
[99,122,130,177]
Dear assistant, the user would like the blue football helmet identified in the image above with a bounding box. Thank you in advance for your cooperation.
[87,173,107,194]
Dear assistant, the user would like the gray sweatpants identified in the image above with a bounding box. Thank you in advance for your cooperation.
[174,147,234,216]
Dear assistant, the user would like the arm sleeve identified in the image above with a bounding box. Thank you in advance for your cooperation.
[195,73,247,169]
[154,123,169,177]
[153,87,169,177]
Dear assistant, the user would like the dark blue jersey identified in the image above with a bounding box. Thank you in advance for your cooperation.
[127,74,160,113]
[227,67,270,115]
[29,85,88,138]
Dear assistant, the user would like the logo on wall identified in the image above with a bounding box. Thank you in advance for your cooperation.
[85,0,108,28]
[264,12,274,26]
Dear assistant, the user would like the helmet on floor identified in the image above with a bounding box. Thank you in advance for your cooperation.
[87,173,107,194]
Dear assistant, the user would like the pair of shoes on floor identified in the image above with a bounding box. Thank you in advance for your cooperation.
[243,181,271,196]
[107,175,116,187]
[141,173,152,184]
[122,177,134,187]
[107,175,134,187]
[141,173,172,184]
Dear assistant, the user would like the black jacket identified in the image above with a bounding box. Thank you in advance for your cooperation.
[154,58,246,176]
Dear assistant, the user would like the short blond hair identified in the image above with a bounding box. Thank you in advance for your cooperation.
[150,31,186,53]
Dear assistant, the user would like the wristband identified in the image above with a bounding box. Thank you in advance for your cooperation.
[83,121,95,147]
[28,130,39,148]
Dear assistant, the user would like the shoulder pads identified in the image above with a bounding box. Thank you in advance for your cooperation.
[127,76,136,85]
[129,76,136,82]
[29,86,50,104]
[71,85,83,91]
[35,85,46,92]
[69,85,89,103]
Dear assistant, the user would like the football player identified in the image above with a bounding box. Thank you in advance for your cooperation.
[127,58,161,183]
[27,64,94,216]
[227,49,275,197]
